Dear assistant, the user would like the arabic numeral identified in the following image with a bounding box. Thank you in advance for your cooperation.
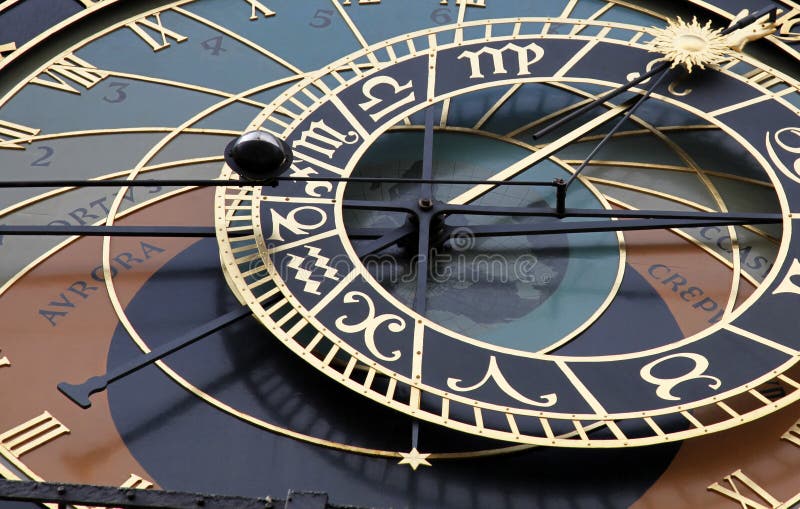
[431,7,453,25]
[31,146,54,167]
[309,9,334,28]
[201,36,226,56]
[103,82,129,103]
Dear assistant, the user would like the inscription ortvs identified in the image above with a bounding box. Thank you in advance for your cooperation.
[38,242,166,327]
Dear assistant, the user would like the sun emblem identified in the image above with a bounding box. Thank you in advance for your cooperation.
[648,17,730,73]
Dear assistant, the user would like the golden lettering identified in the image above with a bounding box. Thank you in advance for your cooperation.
[87,474,153,509]
[292,119,359,159]
[440,0,486,6]
[776,8,800,42]
[640,353,721,401]
[782,418,800,447]
[0,411,70,458]
[244,0,275,20]
[708,469,782,508]
[0,119,40,149]
[335,291,405,362]
[268,205,327,242]
[359,75,416,122]
[286,246,339,295]
[287,162,333,198]
[127,12,188,52]
[0,41,16,62]
[30,53,108,94]
[120,473,153,490]
[447,356,557,407]
[458,42,545,79]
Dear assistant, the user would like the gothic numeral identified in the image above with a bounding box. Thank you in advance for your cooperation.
[30,53,108,94]
[127,12,188,52]
[0,411,70,458]
[245,0,275,20]
[439,0,486,6]
[0,42,16,62]
[121,473,153,489]
[0,119,40,149]
[782,418,800,447]
[707,470,782,508]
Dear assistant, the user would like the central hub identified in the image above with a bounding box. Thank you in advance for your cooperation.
[342,127,622,353]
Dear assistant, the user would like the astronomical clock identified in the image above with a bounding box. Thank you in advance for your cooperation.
[1,0,800,508]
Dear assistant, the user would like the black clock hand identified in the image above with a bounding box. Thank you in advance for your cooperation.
[413,107,437,314]
[532,5,780,140]
[57,220,412,408]
[441,214,781,239]
[532,63,670,140]
[57,306,253,409]
[564,68,671,190]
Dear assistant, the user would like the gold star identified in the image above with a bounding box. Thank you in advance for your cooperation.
[398,448,431,470]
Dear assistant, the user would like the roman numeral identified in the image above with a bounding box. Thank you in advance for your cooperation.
[86,474,153,509]
[439,0,486,6]
[30,53,108,94]
[127,12,188,52]
[245,0,275,20]
[707,470,782,508]
[782,418,800,447]
[0,119,40,149]
[0,411,70,458]
[0,348,9,368]
[0,41,16,62]
[120,474,153,490]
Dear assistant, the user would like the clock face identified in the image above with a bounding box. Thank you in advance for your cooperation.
[1,1,800,508]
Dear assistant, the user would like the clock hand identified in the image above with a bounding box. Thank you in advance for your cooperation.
[441,214,781,238]
[531,63,670,140]
[57,219,407,408]
[563,67,671,190]
[531,5,780,139]
[419,106,435,206]
[436,205,782,222]
[57,306,253,409]
[448,100,633,206]
[413,107,437,314]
